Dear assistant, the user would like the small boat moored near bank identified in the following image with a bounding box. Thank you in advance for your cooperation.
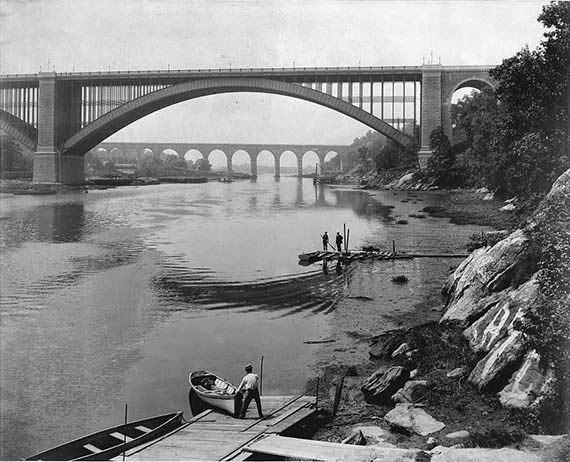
[188,370,243,417]
[26,411,183,461]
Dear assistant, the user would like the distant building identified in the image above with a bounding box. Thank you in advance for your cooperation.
[114,163,137,176]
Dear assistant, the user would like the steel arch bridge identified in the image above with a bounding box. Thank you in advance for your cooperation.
[0,64,495,184]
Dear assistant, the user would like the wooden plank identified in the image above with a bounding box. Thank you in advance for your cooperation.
[83,443,102,453]
[121,409,213,458]
[269,402,309,426]
[267,407,316,434]
[135,425,152,433]
[241,394,306,432]
[110,432,134,443]
[244,435,419,461]
[124,395,321,461]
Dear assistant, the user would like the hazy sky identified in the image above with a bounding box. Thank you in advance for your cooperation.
[0,0,550,165]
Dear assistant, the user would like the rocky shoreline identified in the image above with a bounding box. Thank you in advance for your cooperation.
[308,170,570,461]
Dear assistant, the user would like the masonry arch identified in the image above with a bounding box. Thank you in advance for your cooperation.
[231,150,251,174]
[62,78,413,157]
[257,150,276,175]
[323,150,341,171]
[207,149,227,171]
[302,150,319,175]
[184,149,203,164]
[279,150,297,176]
[160,149,179,163]
[109,148,124,162]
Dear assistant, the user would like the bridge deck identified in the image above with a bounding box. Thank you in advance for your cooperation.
[117,395,317,461]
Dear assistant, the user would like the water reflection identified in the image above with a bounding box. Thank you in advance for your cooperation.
[0,200,89,249]
[37,202,85,242]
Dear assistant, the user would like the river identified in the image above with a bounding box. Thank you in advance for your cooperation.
[0,176,489,459]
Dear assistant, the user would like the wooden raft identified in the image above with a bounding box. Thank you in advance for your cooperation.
[118,395,316,461]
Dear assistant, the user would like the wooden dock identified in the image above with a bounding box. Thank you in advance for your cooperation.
[117,395,317,461]
[299,250,468,266]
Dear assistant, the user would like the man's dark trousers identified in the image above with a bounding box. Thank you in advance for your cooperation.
[239,388,263,418]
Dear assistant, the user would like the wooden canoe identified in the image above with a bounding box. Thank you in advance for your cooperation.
[26,411,183,461]
[188,370,242,417]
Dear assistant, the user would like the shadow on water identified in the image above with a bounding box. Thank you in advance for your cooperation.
[152,257,354,318]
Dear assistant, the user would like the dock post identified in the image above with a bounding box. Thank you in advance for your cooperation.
[332,375,345,417]
[392,240,396,253]
[315,377,320,410]
[122,404,128,461]
[259,355,264,396]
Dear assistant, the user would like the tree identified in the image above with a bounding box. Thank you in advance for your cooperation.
[487,1,569,196]
[0,137,32,172]
[195,158,212,172]
[427,126,457,186]
[450,1,569,197]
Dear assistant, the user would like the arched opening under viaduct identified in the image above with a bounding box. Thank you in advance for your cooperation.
[449,77,495,150]
[257,150,275,176]
[208,149,227,172]
[302,151,319,175]
[231,150,250,174]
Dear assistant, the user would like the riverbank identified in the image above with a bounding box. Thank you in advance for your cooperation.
[305,175,569,460]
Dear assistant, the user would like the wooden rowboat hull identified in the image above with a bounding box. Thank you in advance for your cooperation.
[26,411,183,461]
[188,370,242,417]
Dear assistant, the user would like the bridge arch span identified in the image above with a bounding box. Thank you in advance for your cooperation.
[0,110,37,151]
[62,78,413,156]
[452,77,495,94]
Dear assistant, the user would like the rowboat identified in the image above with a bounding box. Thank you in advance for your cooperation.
[188,370,242,417]
[26,411,183,461]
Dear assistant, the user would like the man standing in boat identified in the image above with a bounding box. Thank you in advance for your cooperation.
[335,232,343,253]
[237,364,264,419]
[321,231,329,251]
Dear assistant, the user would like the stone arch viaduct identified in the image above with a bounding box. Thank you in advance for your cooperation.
[93,142,352,177]
[0,64,495,184]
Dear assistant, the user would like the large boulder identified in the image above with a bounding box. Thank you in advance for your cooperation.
[391,380,429,404]
[463,276,540,353]
[361,366,409,404]
[441,229,529,326]
[384,403,445,436]
[498,349,554,408]
[468,330,527,390]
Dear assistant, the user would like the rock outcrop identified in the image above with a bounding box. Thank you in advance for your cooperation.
[441,229,529,326]
[463,276,539,353]
[498,349,555,408]
[440,168,570,408]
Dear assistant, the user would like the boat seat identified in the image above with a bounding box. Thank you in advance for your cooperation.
[135,425,152,433]
[110,432,134,443]
[214,379,227,390]
[83,444,103,453]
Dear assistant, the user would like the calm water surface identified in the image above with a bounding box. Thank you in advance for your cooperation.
[0,176,489,459]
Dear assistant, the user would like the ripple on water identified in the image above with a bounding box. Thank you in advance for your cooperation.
[152,255,353,317]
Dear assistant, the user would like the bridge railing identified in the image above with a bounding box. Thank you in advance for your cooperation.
[1,65,427,80]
